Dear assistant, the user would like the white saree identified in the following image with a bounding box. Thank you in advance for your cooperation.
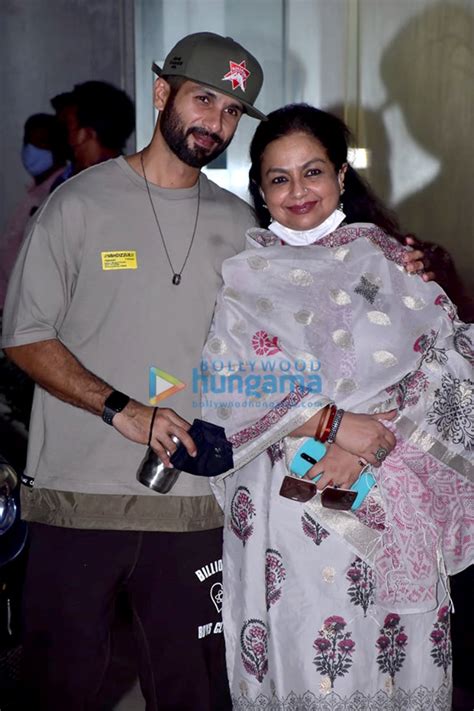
[201,223,473,710]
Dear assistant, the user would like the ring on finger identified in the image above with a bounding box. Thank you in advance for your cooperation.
[164,434,181,457]
[375,446,388,462]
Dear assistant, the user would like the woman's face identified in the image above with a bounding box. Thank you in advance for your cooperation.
[259,131,346,231]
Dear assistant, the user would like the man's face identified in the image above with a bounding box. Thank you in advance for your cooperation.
[58,104,81,150]
[159,81,244,168]
[58,104,95,164]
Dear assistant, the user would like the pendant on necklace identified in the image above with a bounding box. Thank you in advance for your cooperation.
[172,274,182,286]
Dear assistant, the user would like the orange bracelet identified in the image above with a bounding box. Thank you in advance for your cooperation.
[318,405,334,440]
[320,404,337,443]
[313,405,329,440]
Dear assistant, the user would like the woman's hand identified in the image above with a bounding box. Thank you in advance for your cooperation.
[403,235,436,282]
[334,410,397,467]
[303,443,365,490]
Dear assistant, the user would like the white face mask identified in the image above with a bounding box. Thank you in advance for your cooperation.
[268,209,346,245]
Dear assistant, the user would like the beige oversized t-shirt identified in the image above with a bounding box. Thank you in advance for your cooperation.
[2,157,255,530]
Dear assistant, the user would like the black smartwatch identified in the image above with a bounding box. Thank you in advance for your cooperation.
[102,390,130,425]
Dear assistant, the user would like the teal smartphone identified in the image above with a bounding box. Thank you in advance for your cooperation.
[290,439,327,479]
[289,438,376,510]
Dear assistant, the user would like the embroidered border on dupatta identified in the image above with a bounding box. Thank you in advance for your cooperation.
[396,415,473,481]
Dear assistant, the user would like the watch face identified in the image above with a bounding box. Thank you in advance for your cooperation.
[104,391,130,413]
[102,391,130,424]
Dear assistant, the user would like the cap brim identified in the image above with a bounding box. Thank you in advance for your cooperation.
[151,62,267,121]
[242,104,268,121]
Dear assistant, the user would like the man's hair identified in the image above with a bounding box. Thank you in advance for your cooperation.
[62,81,135,152]
[161,75,186,101]
[50,91,75,114]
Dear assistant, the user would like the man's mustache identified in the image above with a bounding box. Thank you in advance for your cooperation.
[187,126,223,147]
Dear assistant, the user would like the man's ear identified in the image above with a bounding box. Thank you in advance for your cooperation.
[75,125,95,147]
[153,78,171,112]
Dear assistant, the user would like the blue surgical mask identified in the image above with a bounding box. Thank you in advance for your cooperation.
[21,143,54,177]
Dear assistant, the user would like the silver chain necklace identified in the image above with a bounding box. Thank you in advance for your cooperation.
[140,151,200,285]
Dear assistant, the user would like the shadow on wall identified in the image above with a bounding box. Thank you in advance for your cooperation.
[324,102,393,207]
[379,1,474,293]
[322,98,473,320]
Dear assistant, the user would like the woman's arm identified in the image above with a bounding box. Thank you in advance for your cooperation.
[290,407,396,467]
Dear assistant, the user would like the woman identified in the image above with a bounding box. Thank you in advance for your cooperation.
[201,105,473,709]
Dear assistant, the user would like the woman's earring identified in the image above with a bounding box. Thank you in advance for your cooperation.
[259,189,268,209]
[339,187,345,211]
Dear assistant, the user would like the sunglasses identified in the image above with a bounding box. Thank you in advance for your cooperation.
[279,475,357,510]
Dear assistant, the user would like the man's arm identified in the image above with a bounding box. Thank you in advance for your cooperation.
[4,340,111,414]
[4,340,196,465]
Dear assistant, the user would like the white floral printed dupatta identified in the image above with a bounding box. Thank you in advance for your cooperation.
[202,223,474,612]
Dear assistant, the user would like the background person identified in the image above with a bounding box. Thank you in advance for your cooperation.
[0,113,67,309]
[0,113,68,437]
[202,104,473,709]
[49,80,135,189]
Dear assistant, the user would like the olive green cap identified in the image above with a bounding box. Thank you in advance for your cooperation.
[152,32,266,120]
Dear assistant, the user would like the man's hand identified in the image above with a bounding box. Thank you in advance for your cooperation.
[114,403,196,467]
[403,235,436,282]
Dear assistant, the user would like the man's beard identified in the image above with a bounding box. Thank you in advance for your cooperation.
[160,95,231,168]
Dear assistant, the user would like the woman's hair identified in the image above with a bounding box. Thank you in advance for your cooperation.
[249,103,402,238]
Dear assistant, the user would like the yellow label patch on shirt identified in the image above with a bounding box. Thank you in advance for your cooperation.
[101,250,137,270]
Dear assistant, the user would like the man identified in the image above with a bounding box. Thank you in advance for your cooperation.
[50,80,135,187]
[2,32,265,711]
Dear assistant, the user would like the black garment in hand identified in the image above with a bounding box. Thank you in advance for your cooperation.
[170,419,233,476]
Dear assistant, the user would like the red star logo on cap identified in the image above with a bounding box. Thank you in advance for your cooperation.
[222,60,251,92]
